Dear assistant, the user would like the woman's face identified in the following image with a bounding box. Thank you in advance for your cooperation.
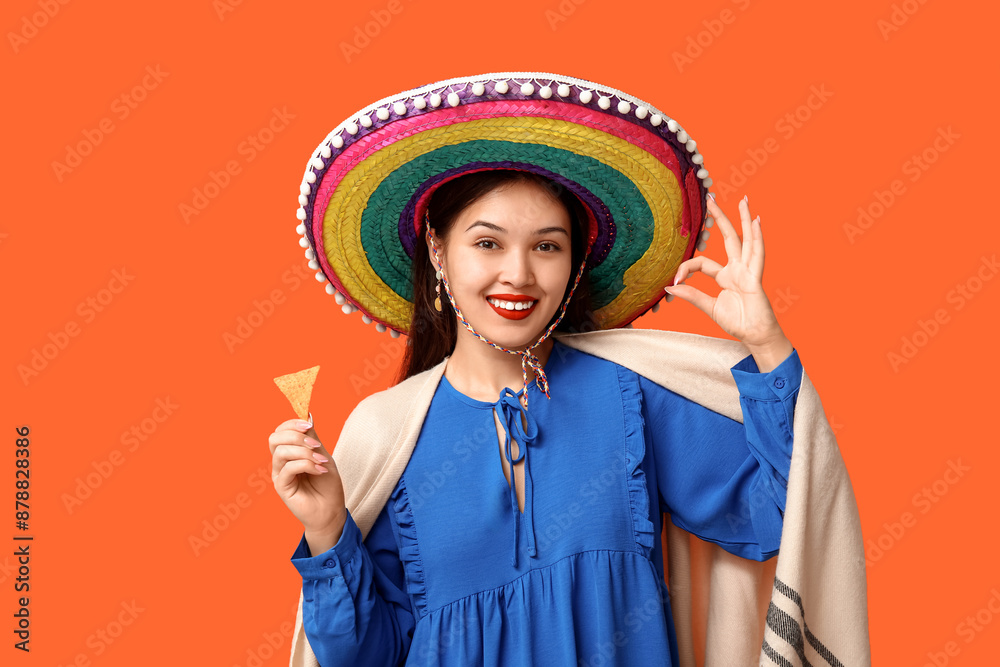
[430,180,573,350]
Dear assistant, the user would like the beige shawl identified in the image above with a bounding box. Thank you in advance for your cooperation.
[288,328,871,666]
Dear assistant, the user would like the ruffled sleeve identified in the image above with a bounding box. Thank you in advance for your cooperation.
[640,348,803,561]
[290,503,414,666]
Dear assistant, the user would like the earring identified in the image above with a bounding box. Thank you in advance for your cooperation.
[426,220,444,312]
[434,269,443,312]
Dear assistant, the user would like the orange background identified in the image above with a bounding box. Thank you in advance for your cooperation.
[4,0,998,664]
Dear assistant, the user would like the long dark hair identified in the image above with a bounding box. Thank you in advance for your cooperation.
[394,170,598,385]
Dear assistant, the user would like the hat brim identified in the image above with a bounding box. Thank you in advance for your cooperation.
[295,72,711,336]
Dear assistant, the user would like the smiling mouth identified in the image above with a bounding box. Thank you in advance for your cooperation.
[486,297,537,310]
[486,296,537,320]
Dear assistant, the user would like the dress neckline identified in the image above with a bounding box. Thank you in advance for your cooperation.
[438,340,567,408]
[439,373,532,408]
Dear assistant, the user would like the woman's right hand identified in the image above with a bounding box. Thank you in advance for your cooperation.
[269,417,346,540]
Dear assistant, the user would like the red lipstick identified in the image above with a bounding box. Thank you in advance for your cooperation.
[485,294,537,321]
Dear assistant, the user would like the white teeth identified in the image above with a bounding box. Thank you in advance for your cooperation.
[487,297,536,311]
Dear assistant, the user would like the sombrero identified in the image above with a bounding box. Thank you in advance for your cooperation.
[294,71,714,339]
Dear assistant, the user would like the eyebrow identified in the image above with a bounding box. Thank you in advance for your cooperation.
[464,220,569,236]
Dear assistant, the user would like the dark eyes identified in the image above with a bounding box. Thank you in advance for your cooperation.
[475,239,561,252]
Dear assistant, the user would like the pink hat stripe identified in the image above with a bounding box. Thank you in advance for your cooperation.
[310,99,686,245]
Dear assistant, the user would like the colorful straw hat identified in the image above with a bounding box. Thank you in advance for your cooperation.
[294,71,714,338]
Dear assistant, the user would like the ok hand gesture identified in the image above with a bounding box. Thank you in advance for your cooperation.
[665,195,789,353]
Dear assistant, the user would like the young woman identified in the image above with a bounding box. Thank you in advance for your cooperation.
[269,73,867,666]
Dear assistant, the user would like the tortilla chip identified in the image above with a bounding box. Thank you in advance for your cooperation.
[273,365,320,421]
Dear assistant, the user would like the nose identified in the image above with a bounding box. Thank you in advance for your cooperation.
[500,248,534,288]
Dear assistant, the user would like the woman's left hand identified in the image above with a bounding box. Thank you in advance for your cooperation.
[664,195,786,349]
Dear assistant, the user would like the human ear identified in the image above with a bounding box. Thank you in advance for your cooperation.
[426,230,445,273]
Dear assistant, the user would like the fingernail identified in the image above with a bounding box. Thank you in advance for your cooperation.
[315,464,329,473]
[708,192,716,201]
[303,436,321,448]
[743,194,748,204]
[312,453,329,463]
[297,420,312,430]
[664,287,673,294]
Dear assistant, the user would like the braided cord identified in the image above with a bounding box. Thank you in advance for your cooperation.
[425,211,587,411]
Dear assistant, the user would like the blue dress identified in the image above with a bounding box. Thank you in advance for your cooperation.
[291,340,803,666]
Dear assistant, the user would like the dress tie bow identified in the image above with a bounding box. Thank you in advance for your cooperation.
[496,387,539,567]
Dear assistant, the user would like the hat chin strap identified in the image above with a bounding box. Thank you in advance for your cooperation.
[425,222,587,411]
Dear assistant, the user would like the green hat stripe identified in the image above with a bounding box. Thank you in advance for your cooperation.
[357,139,655,309]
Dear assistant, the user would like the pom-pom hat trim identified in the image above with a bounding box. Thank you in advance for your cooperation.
[295,71,713,338]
